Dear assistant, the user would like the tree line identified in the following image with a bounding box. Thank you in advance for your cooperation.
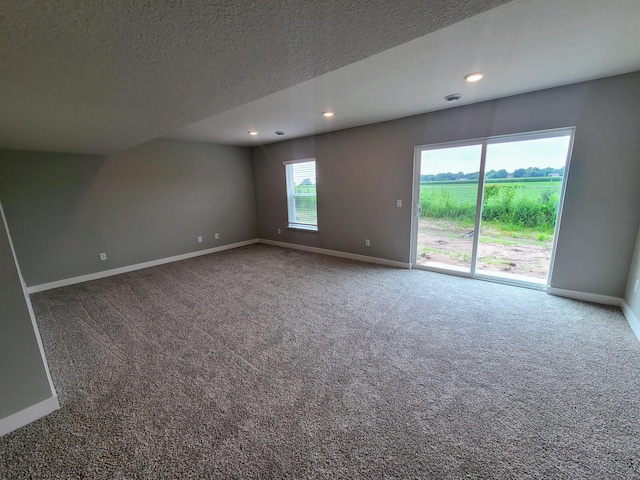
[421,166,564,182]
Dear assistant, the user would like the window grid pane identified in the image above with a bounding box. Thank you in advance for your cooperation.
[285,160,317,229]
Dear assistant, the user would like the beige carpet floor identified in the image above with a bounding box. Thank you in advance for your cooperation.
[1,244,639,479]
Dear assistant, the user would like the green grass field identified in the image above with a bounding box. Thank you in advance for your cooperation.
[421,179,562,202]
[420,178,562,233]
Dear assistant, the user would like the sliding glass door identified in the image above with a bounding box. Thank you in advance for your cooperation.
[412,128,574,288]
[414,143,483,274]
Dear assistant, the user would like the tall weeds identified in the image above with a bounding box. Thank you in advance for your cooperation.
[420,185,559,232]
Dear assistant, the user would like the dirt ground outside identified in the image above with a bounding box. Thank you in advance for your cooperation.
[416,218,553,279]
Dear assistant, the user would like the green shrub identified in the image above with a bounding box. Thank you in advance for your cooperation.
[420,182,560,232]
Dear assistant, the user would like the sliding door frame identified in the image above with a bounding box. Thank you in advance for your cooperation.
[411,127,576,289]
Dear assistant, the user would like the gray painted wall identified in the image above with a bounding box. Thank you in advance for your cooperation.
[253,72,640,298]
[0,204,54,418]
[624,228,640,319]
[0,139,257,286]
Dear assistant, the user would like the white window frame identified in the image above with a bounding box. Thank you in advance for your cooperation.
[410,127,575,289]
[284,158,318,231]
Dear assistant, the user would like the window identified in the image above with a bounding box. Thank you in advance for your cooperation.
[284,159,318,231]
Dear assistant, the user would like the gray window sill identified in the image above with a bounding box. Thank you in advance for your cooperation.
[287,224,318,232]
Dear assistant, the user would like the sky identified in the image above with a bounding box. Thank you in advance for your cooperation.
[420,135,571,175]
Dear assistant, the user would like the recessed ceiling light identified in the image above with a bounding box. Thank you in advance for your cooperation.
[322,111,334,118]
[464,72,483,82]
[248,130,258,136]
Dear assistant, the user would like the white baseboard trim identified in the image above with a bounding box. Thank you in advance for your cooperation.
[546,287,623,307]
[0,395,60,437]
[621,301,640,342]
[259,239,411,269]
[27,239,260,293]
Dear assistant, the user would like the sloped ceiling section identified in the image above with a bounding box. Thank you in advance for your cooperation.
[0,0,510,155]
[166,0,640,146]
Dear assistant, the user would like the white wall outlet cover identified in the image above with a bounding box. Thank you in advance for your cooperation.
[365,239,370,246]
[277,228,281,234]
[99,253,107,261]
[634,279,639,293]
[397,199,402,207]
[197,236,203,242]
[215,233,219,239]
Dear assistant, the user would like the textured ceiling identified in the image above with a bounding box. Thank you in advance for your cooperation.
[167,0,640,146]
[0,0,510,155]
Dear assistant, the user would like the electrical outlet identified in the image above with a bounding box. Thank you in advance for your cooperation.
[396,199,402,208]
[197,236,203,243]
[365,239,370,247]
[215,233,219,239]
[277,228,281,235]
[634,279,639,293]
[99,252,107,261]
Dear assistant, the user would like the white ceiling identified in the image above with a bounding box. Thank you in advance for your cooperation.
[0,0,508,155]
[1,0,640,155]
[167,0,640,146]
